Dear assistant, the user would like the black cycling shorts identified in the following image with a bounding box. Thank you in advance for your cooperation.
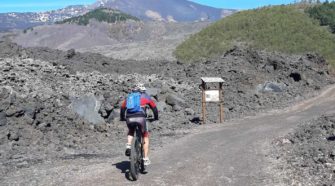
[126,117,149,137]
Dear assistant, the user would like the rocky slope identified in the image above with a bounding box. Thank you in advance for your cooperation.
[13,21,210,61]
[0,40,333,178]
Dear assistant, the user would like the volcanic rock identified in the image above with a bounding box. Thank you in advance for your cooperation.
[166,94,186,107]
[70,94,105,125]
[0,112,6,126]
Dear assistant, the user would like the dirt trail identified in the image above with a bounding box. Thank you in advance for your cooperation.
[2,84,335,185]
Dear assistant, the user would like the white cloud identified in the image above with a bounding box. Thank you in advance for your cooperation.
[145,10,164,21]
[167,15,177,22]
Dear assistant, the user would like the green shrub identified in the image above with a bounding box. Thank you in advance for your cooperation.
[23,27,34,34]
[175,5,335,66]
[56,8,139,26]
[306,1,335,33]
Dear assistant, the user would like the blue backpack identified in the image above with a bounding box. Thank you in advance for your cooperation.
[126,92,142,113]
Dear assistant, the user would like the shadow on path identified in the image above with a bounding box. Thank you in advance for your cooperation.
[113,161,133,181]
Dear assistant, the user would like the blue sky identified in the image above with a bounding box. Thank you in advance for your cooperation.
[0,0,95,13]
[0,0,297,13]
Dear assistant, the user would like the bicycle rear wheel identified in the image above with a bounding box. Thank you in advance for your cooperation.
[130,128,141,180]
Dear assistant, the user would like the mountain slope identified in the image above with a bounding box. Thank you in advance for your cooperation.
[0,0,236,31]
[93,0,236,22]
[0,5,89,31]
[175,5,335,64]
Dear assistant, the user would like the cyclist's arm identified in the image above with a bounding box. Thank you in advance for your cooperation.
[120,100,126,121]
[141,93,159,120]
[148,100,158,120]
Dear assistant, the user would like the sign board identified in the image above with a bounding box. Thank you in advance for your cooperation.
[200,77,224,124]
[205,90,220,102]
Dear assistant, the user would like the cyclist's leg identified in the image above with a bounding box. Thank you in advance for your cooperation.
[140,118,149,159]
[136,117,150,166]
[126,120,135,156]
[127,117,149,162]
[127,127,135,145]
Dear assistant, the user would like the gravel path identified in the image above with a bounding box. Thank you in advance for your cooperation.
[2,83,335,186]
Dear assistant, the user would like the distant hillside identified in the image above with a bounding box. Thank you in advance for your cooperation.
[0,0,236,31]
[175,5,335,65]
[56,8,139,25]
[14,21,209,61]
[0,5,89,31]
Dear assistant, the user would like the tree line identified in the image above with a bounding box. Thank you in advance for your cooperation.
[305,1,335,33]
[295,0,332,4]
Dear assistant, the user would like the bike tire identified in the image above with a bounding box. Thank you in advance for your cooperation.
[137,127,146,173]
[138,129,145,173]
[130,128,140,181]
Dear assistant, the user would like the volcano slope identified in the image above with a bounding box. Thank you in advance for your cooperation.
[13,21,209,61]
[0,41,334,184]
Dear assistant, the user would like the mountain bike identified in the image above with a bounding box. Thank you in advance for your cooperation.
[129,123,146,181]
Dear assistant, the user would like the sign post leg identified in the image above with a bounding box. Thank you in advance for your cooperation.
[219,83,224,123]
[201,84,206,124]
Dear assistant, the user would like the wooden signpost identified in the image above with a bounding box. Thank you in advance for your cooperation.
[200,77,225,124]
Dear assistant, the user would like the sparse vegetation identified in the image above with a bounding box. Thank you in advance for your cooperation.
[56,8,139,26]
[22,27,34,34]
[175,5,335,65]
[306,1,335,33]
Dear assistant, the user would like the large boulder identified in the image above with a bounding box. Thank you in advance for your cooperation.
[185,108,195,115]
[107,109,120,123]
[0,112,7,126]
[156,101,167,112]
[70,94,105,125]
[146,88,160,98]
[257,82,283,93]
[165,94,186,107]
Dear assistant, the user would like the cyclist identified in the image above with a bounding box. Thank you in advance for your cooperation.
[120,83,159,166]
